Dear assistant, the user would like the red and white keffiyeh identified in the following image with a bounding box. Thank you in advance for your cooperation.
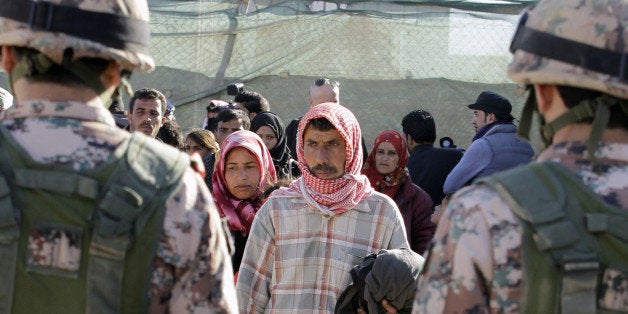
[212,130,277,233]
[274,103,373,215]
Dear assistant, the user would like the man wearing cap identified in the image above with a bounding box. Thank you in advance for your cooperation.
[0,0,236,312]
[443,90,534,194]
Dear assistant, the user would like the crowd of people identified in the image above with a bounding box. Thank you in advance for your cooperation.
[0,0,625,313]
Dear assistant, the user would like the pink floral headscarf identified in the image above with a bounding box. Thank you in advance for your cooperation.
[212,130,277,233]
[274,103,373,215]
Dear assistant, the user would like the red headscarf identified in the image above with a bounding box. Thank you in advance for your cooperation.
[212,130,277,233]
[362,130,409,199]
[274,103,373,215]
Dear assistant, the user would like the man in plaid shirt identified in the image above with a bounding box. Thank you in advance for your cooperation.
[236,102,409,313]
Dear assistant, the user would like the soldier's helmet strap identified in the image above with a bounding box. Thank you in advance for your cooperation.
[519,88,628,166]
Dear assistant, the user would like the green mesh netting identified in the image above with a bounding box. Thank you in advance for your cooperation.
[0,0,541,151]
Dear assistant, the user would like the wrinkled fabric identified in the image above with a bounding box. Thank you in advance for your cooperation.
[364,249,424,314]
[394,179,435,256]
[1,99,237,313]
[278,103,373,215]
[444,123,534,194]
[471,120,511,142]
[212,130,277,234]
[363,130,408,199]
[413,141,628,313]
[250,111,296,180]
[335,248,424,314]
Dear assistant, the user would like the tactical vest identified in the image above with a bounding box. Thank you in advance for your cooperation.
[0,128,190,313]
[480,162,628,314]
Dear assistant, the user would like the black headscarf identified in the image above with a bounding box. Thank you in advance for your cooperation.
[250,111,296,180]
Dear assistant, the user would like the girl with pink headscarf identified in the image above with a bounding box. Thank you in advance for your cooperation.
[362,130,436,255]
[212,130,277,272]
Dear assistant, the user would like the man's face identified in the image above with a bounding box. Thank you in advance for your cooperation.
[215,118,244,145]
[128,98,164,137]
[302,125,346,180]
[471,110,492,131]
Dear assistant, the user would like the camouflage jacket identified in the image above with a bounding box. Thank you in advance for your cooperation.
[0,99,238,313]
[413,140,628,313]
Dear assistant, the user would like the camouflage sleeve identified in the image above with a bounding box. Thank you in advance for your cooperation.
[148,169,238,313]
[412,185,522,313]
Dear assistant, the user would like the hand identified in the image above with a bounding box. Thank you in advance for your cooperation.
[381,299,398,313]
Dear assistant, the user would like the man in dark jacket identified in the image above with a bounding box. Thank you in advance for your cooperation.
[402,109,463,206]
[443,91,534,194]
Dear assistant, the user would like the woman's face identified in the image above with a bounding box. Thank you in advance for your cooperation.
[255,125,278,150]
[374,141,399,175]
[224,147,261,200]
[185,137,210,158]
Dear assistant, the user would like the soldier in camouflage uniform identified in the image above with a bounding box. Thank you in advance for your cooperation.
[413,0,627,313]
[0,0,237,313]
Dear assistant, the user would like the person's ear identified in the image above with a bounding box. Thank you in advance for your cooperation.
[1,46,16,73]
[534,84,553,114]
[100,61,121,90]
[405,134,413,145]
[487,112,497,123]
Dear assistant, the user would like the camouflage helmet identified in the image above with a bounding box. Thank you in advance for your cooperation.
[0,0,154,72]
[508,0,627,99]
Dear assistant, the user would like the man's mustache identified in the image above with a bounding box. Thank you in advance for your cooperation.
[310,163,338,173]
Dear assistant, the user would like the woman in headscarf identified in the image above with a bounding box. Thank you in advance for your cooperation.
[184,129,220,191]
[212,130,277,272]
[250,111,300,184]
[362,130,436,255]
